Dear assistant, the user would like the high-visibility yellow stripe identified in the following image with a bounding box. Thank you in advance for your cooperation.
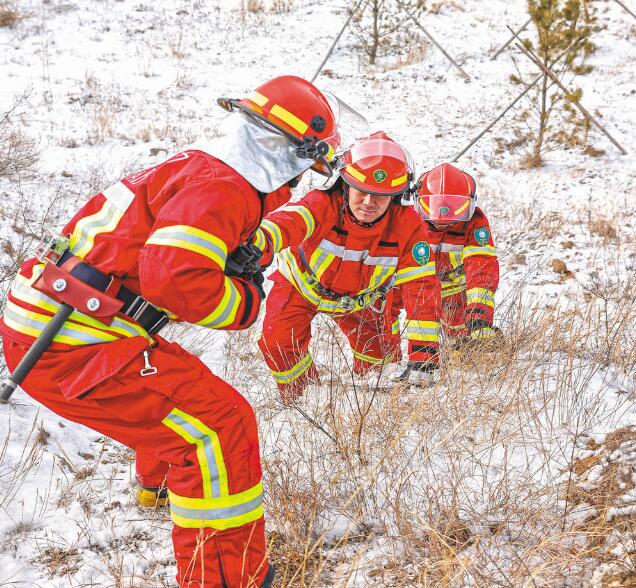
[308,247,336,280]
[170,502,263,530]
[391,174,408,187]
[345,165,366,183]
[271,353,313,384]
[270,104,308,135]
[404,319,439,342]
[261,219,283,252]
[282,205,315,240]
[352,349,386,364]
[253,228,267,252]
[391,318,400,335]
[70,201,124,259]
[394,263,436,285]
[464,245,497,258]
[161,408,229,499]
[249,91,268,107]
[196,277,241,328]
[4,301,119,345]
[466,287,495,308]
[146,225,227,269]
[441,284,466,297]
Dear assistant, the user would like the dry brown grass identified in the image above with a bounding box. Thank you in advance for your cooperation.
[0,1,19,27]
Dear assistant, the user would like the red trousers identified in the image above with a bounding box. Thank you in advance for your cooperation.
[2,335,269,587]
[258,278,396,400]
[440,289,468,338]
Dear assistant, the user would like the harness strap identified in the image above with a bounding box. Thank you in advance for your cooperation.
[58,251,169,335]
[297,245,394,311]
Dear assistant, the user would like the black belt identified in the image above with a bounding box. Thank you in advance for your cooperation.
[58,251,169,335]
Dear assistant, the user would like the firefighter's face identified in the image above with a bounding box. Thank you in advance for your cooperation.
[348,187,391,223]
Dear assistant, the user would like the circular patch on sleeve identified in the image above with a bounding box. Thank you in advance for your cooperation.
[412,241,431,266]
[474,227,490,246]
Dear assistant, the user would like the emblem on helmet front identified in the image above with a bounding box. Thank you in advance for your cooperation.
[373,169,387,183]
[439,206,450,215]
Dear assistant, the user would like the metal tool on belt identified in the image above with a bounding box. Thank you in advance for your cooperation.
[1,232,168,403]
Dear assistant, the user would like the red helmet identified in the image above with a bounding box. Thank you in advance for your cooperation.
[218,75,341,173]
[341,131,413,196]
[414,163,477,224]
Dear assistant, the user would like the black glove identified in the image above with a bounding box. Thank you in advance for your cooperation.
[249,269,266,300]
[225,243,264,277]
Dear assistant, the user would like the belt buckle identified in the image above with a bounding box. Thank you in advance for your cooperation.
[128,296,150,321]
[337,296,355,311]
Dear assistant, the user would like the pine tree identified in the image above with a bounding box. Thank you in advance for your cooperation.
[512,0,599,166]
[350,0,426,65]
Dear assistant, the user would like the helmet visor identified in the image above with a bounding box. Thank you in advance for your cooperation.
[323,92,369,155]
[417,194,473,223]
[342,137,414,196]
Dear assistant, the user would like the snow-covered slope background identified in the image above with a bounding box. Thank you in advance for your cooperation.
[0,0,635,585]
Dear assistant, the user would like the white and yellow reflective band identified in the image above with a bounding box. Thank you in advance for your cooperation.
[278,250,321,305]
[391,174,408,188]
[463,245,497,258]
[253,228,267,252]
[308,247,336,281]
[261,219,284,252]
[281,205,315,240]
[70,200,125,259]
[367,265,395,291]
[196,277,241,329]
[146,225,228,269]
[352,349,386,365]
[271,353,313,384]
[249,91,268,107]
[162,407,229,499]
[394,262,436,285]
[10,269,151,340]
[168,482,263,530]
[404,320,439,342]
[3,301,119,345]
[449,251,464,267]
[441,284,466,298]
[270,104,308,135]
[345,165,366,183]
[391,318,400,335]
[466,287,495,308]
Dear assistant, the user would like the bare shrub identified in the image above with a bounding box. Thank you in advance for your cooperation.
[0,1,19,27]
[0,95,38,178]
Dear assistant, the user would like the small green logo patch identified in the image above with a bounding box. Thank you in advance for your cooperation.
[373,169,387,183]
[412,241,431,266]
[474,227,490,246]
[439,206,450,215]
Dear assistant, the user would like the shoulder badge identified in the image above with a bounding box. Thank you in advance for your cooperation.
[412,241,431,266]
[474,227,490,246]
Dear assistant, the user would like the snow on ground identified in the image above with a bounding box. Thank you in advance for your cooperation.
[0,0,635,585]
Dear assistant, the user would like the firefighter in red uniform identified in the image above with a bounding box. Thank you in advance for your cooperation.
[0,75,360,587]
[391,163,499,355]
[254,132,441,404]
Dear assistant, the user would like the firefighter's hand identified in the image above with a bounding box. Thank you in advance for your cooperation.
[393,362,437,388]
[226,243,263,277]
[249,270,266,300]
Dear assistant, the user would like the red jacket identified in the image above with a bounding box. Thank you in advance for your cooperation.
[2,150,291,348]
[253,188,441,363]
[427,207,498,326]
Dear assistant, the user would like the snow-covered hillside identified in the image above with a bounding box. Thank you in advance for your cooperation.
[1,0,635,586]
